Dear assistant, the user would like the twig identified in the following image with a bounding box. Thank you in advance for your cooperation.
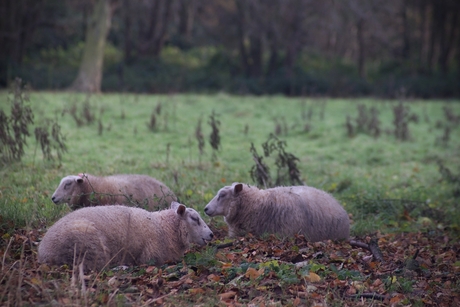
[348,293,389,301]
[349,239,384,262]
[214,242,234,249]
[0,260,21,303]
[107,288,119,306]
[1,237,14,272]
[141,289,177,306]
[368,238,384,262]
[15,241,26,305]
[79,262,87,298]
[349,240,370,250]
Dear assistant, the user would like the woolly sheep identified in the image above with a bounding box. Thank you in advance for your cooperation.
[204,183,349,242]
[51,173,177,210]
[38,202,214,271]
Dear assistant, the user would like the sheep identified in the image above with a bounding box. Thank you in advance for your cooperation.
[51,173,177,210]
[38,202,214,271]
[204,183,349,242]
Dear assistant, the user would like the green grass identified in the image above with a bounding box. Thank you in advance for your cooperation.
[1,91,460,306]
[1,91,460,236]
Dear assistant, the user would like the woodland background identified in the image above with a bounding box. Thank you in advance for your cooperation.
[1,1,460,305]
[1,0,459,97]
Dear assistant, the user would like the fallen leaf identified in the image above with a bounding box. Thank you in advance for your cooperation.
[306,272,321,283]
[226,253,236,260]
[207,274,221,282]
[351,281,364,290]
[29,277,41,286]
[256,285,267,291]
[107,276,119,288]
[146,266,156,273]
[221,262,233,269]
[245,267,264,280]
[188,288,205,295]
[219,291,237,300]
[346,287,357,295]
[310,292,322,299]
[38,264,50,273]
[372,279,383,287]
[390,294,403,304]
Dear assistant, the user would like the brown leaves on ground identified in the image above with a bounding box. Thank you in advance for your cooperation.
[0,228,459,306]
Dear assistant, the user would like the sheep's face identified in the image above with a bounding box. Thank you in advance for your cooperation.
[204,183,243,217]
[51,175,84,205]
[172,202,213,246]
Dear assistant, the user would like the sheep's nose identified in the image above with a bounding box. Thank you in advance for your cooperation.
[210,233,214,238]
[51,196,57,203]
[204,207,208,213]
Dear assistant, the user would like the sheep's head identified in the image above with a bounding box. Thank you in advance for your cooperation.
[204,183,243,218]
[171,201,213,246]
[51,175,85,205]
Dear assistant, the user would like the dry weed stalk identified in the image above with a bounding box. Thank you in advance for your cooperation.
[0,78,34,163]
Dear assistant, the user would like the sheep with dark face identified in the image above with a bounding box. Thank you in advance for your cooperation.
[204,183,349,242]
[38,202,213,271]
[51,173,177,210]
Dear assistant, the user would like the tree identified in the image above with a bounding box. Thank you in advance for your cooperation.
[0,0,45,87]
[177,0,197,48]
[138,0,176,57]
[69,0,114,93]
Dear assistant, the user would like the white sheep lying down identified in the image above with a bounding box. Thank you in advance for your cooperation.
[204,183,350,242]
[51,173,177,210]
[38,202,213,271]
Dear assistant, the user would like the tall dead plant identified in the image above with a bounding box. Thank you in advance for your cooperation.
[250,134,304,188]
[34,119,67,162]
[393,101,418,141]
[66,94,96,127]
[195,116,205,163]
[0,78,34,163]
[249,143,272,188]
[208,110,221,161]
[346,104,380,138]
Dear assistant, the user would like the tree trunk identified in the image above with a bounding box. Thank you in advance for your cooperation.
[418,0,427,68]
[266,25,279,76]
[401,0,410,60]
[152,0,174,56]
[178,0,196,46]
[438,6,458,74]
[235,0,250,77]
[139,0,175,57]
[69,0,112,93]
[356,18,366,79]
[427,1,440,74]
[248,35,262,78]
[0,0,43,86]
[457,20,460,80]
[123,0,133,64]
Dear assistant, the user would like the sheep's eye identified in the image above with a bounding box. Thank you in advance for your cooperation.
[191,216,200,225]
[64,182,71,189]
[218,191,226,200]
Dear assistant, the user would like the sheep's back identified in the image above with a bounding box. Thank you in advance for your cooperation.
[38,206,166,270]
[234,185,349,241]
[108,175,176,208]
[84,174,176,210]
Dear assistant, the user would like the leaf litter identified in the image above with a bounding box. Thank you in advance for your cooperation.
[0,226,459,306]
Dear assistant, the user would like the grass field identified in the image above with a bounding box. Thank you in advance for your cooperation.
[1,90,459,305]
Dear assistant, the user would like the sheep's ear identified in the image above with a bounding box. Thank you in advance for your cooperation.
[234,183,243,194]
[76,178,83,183]
[176,204,186,216]
[170,201,181,210]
